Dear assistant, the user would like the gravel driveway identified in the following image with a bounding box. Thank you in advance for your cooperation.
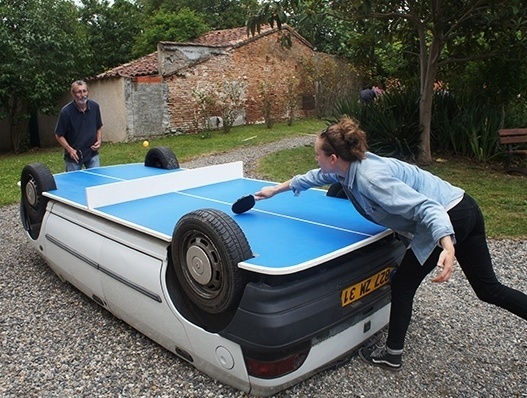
[2,136,526,397]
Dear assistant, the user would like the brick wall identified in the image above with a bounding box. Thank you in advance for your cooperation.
[165,32,322,133]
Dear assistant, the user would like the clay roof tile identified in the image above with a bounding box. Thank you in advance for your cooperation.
[93,25,304,79]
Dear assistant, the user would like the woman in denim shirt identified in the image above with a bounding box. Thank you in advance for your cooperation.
[255,116,527,370]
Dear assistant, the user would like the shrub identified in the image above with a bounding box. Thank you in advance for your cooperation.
[331,85,421,161]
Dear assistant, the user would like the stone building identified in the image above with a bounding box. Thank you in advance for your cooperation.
[89,25,342,143]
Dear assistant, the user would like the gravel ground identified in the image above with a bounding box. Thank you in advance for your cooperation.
[1,136,526,397]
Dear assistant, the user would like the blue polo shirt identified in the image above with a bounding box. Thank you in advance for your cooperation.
[55,99,103,162]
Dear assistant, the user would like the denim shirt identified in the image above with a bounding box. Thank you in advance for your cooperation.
[290,152,465,265]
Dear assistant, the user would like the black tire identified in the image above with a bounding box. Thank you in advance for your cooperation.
[144,146,179,169]
[20,163,57,239]
[171,209,252,314]
[326,182,348,199]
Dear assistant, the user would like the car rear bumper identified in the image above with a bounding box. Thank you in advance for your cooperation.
[221,235,405,351]
[247,303,390,396]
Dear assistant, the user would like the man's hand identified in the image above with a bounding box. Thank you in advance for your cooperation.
[69,149,80,163]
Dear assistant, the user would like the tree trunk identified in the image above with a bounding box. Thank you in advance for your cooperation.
[8,95,30,153]
[417,35,442,165]
[418,87,434,165]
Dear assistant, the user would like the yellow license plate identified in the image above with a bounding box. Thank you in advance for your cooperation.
[340,267,394,307]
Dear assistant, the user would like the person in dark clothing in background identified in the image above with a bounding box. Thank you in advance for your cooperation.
[359,85,377,104]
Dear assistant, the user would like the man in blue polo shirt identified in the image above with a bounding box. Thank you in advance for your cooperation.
[55,80,103,171]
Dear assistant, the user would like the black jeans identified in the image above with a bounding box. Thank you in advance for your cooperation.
[386,194,527,350]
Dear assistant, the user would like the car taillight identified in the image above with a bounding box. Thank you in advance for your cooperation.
[244,349,309,379]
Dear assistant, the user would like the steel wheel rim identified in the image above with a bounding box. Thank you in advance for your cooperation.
[183,233,223,299]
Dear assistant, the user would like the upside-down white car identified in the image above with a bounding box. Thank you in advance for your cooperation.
[20,147,405,396]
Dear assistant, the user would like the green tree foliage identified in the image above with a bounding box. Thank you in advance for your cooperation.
[0,0,89,151]
[248,0,527,164]
[78,0,144,75]
[137,0,260,30]
[132,7,209,58]
[351,1,527,164]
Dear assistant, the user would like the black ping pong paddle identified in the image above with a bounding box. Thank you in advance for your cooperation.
[231,194,255,214]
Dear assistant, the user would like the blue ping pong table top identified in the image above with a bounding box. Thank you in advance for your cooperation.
[47,164,389,274]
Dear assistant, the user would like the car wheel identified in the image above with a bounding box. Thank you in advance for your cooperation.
[144,146,179,169]
[172,209,252,314]
[20,163,57,239]
[326,182,348,199]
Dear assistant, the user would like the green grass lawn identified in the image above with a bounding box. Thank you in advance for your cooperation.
[0,119,325,206]
[257,147,527,240]
[424,157,526,239]
[4,118,525,239]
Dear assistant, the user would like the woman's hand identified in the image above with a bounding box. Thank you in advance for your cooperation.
[432,235,455,283]
[254,186,277,201]
[254,179,293,201]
